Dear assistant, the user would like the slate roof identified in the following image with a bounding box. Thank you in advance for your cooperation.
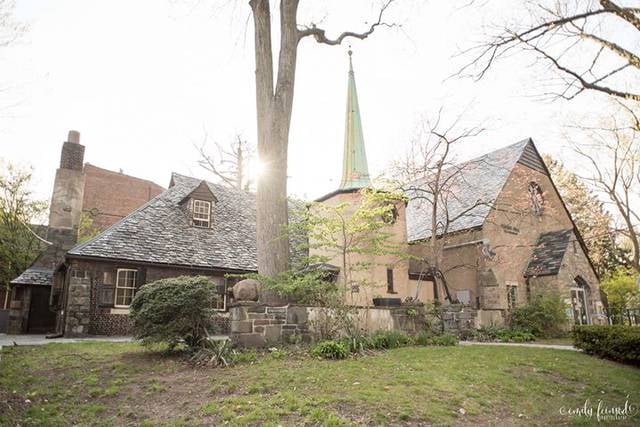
[524,229,573,277]
[11,267,53,286]
[406,139,532,242]
[68,173,259,271]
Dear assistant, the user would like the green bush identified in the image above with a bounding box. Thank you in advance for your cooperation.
[371,331,413,349]
[573,325,640,365]
[414,331,432,346]
[338,333,374,354]
[129,276,220,349]
[497,328,535,343]
[510,292,568,337]
[428,334,458,346]
[311,340,350,360]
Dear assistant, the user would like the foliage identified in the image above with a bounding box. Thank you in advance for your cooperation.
[243,270,337,306]
[510,292,568,338]
[545,155,629,276]
[472,326,535,343]
[189,338,234,367]
[337,333,374,354]
[77,212,101,243]
[574,325,640,366]
[601,269,640,324]
[370,330,413,350]
[414,331,458,346]
[129,276,220,349]
[426,334,458,346]
[305,187,408,294]
[0,161,47,291]
[311,340,350,360]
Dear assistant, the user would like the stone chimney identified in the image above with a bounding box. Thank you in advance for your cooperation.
[48,130,86,235]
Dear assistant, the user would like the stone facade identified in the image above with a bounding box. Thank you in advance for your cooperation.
[230,303,311,347]
[61,258,232,336]
[65,277,91,336]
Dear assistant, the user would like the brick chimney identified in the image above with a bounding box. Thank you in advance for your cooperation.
[48,130,86,235]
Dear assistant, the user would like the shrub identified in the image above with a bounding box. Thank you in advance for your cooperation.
[371,331,413,349]
[129,276,220,349]
[414,331,432,346]
[428,334,458,346]
[496,328,535,343]
[573,325,640,365]
[510,292,568,337]
[189,339,234,367]
[338,333,374,354]
[311,340,350,360]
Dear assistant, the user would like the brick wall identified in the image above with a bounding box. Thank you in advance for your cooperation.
[82,164,164,230]
[60,141,85,170]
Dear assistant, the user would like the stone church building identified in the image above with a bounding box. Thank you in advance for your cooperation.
[8,53,604,336]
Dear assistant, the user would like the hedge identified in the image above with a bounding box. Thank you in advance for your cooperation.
[573,325,640,365]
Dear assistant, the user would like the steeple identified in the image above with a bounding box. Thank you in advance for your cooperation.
[339,50,371,190]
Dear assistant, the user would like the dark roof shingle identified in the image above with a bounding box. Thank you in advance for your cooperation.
[68,173,258,271]
[11,267,53,286]
[524,229,573,277]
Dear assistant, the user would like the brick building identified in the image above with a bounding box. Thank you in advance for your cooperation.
[6,131,164,334]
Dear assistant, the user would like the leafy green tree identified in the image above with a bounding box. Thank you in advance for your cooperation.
[77,212,101,243]
[544,155,629,277]
[0,161,47,292]
[601,269,639,325]
[306,188,408,296]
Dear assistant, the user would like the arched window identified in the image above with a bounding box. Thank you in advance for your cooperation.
[528,182,544,216]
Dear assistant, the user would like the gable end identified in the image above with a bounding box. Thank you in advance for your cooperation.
[517,141,548,175]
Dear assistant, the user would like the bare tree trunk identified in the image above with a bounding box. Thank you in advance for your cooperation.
[249,0,395,289]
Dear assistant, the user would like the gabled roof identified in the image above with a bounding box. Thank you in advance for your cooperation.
[68,173,258,272]
[524,229,573,277]
[406,138,535,242]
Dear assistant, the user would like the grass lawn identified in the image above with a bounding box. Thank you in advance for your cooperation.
[1,342,639,426]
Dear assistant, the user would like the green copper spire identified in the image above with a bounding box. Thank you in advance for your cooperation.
[339,50,371,190]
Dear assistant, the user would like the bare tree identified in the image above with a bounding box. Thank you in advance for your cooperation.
[0,0,25,48]
[571,102,640,272]
[458,0,640,101]
[394,111,486,302]
[248,0,398,282]
[196,134,255,191]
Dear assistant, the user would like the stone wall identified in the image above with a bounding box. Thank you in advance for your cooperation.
[230,303,477,347]
[64,277,91,336]
[230,303,310,347]
[440,304,478,335]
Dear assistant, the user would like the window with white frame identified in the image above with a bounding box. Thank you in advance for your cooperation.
[114,269,137,307]
[192,199,211,228]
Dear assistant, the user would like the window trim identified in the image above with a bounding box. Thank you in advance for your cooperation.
[114,268,138,308]
[192,199,212,228]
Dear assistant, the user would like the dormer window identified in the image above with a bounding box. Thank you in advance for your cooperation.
[192,199,211,228]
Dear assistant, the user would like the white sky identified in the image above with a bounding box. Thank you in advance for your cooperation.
[0,0,636,205]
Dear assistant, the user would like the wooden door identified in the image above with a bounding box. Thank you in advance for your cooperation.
[27,286,56,333]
